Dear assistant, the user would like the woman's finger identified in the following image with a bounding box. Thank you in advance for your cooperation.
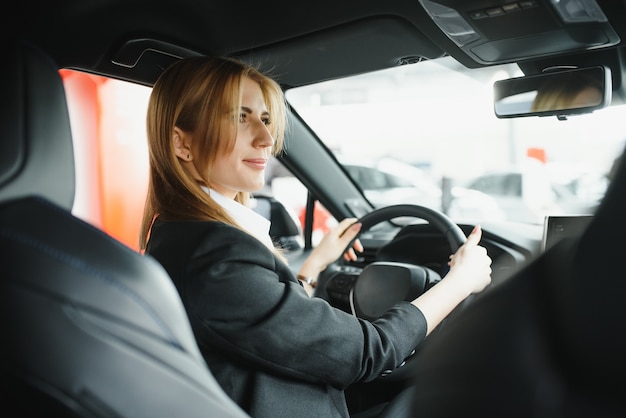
[463,225,482,247]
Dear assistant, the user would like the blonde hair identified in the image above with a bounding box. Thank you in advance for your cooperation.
[139,56,287,250]
[531,72,602,112]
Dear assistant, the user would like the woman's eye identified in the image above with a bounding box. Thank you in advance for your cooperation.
[263,118,271,126]
[239,113,247,123]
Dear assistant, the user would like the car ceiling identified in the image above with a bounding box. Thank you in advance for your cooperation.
[7,0,626,101]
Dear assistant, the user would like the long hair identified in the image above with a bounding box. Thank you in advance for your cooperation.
[531,72,603,112]
[139,56,287,250]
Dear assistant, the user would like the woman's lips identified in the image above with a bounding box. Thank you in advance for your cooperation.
[243,158,267,170]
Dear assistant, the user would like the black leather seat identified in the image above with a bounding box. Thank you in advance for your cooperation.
[410,148,626,415]
[253,194,303,250]
[0,39,248,418]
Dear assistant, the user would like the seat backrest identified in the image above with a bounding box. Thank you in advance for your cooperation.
[253,194,303,250]
[0,39,248,418]
[409,148,626,416]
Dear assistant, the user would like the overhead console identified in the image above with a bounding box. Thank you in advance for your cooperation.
[418,0,620,65]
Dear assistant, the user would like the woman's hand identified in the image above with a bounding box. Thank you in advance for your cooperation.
[298,218,363,283]
[446,225,492,295]
[411,224,492,335]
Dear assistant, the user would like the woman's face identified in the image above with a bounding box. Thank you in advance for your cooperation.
[570,85,603,108]
[209,77,274,199]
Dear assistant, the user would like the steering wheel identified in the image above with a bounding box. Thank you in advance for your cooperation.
[315,203,466,309]
[314,204,467,379]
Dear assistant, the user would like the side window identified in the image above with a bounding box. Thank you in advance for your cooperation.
[61,69,150,251]
[265,157,337,246]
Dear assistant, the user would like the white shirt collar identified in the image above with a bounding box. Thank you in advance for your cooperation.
[202,186,274,250]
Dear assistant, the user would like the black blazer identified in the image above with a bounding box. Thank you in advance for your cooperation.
[146,218,426,418]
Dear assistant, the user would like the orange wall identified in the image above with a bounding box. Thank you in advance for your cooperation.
[61,70,150,251]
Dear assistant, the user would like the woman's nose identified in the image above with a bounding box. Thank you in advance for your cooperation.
[254,121,274,148]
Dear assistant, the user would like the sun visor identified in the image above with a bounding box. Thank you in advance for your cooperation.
[234,16,445,87]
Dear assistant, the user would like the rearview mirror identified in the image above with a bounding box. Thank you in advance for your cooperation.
[493,66,611,119]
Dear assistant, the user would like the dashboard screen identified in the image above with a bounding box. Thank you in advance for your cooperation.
[541,215,593,252]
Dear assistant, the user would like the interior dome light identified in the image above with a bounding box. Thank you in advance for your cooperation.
[550,0,608,23]
[418,0,481,47]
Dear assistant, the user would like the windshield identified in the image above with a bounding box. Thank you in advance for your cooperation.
[286,56,625,225]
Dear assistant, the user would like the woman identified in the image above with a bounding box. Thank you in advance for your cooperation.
[140,56,492,418]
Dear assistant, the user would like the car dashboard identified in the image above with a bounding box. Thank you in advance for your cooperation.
[286,219,542,313]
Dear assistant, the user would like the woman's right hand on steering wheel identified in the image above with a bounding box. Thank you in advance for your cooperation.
[297,218,364,289]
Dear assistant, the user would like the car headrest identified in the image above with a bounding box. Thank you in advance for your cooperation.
[0,39,74,210]
[559,148,626,378]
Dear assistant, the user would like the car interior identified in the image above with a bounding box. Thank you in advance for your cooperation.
[3,0,626,416]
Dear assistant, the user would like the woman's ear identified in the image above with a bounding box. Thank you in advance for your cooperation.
[173,127,193,161]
